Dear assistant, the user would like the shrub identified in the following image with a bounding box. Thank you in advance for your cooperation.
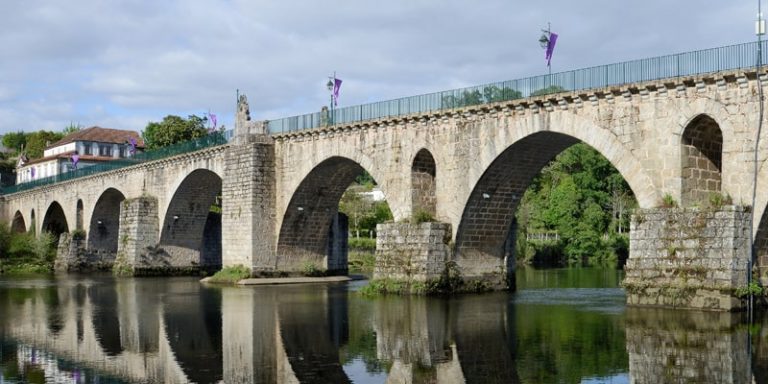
[412,210,435,224]
[661,193,678,208]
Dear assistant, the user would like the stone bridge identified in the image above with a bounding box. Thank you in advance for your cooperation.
[3,46,768,309]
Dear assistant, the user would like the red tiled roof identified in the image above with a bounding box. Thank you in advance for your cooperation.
[47,126,145,149]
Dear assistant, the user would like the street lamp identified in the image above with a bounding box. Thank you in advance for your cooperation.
[749,0,766,318]
[327,72,336,125]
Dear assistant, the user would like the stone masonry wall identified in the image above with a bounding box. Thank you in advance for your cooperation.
[114,196,159,273]
[625,308,750,384]
[624,206,750,311]
[221,133,276,271]
[375,222,452,282]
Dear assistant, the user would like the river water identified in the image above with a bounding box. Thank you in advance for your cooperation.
[0,268,765,383]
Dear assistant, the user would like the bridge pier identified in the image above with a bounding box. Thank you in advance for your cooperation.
[113,196,160,274]
[624,206,750,311]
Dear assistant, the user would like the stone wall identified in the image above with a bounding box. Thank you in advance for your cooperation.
[624,206,750,311]
[626,308,750,383]
[221,133,276,271]
[114,197,159,274]
[375,222,452,282]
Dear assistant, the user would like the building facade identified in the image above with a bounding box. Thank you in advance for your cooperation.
[16,127,144,184]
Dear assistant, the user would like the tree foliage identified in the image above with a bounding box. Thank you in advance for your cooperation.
[516,143,636,266]
[2,132,27,154]
[142,114,209,149]
[25,131,64,159]
[441,85,522,108]
[530,85,567,97]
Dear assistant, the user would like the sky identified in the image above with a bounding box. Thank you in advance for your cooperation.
[0,1,758,136]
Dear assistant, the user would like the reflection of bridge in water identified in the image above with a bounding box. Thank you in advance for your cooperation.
[0,278,760,383]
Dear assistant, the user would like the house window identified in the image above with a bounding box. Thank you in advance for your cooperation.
[99,145,112,156]
[83,144,92,155]
[119,146,127,158]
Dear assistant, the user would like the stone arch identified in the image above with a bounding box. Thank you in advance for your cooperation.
[76,199,84,230]
[41,201,69,239]
[88,188,126,259]
[11,211,26,233]
[411,148,436,217]
[680,114,723,207]
[277,156,386,273]
[159,169,222,269]
[454,131,637,282]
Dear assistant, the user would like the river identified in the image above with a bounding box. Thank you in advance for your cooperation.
[0,268,764,383]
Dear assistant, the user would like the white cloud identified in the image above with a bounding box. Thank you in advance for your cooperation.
[0,0,756,135]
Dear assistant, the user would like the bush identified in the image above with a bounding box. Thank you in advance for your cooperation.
[661,193,678,208]
[411,210,435,224]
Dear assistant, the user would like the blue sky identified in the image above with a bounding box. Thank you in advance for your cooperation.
[0,1,756,136]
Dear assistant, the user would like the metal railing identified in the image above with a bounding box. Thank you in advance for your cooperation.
[1,130,232,195]
[268,41,766,134]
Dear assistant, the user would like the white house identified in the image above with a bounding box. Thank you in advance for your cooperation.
[16,126,144,184]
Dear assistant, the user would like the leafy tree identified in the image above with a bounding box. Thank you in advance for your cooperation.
[441,85,522,108]
[142,114,209,149]
[2,132,27,155]
[530,85,567,97]
[516,143,637,266]
[25,131,64,159]
[62,123,82,135]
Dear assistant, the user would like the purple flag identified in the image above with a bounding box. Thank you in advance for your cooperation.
[129,137,137,155]
[208,112,218,132]
[71,153,80,170]
[31,167,35,179]
[545,32,558,66]
[332,78,342,106]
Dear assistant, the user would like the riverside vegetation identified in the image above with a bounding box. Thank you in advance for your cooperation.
[0,224,58,274]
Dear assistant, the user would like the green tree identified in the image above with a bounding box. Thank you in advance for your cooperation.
[62,123,82,135]
[142,114,209,149]
[515,143,637,266]
[25,131,64,159]
[441,85,522,108]
[2,131,27,155]
[530,85,567,97]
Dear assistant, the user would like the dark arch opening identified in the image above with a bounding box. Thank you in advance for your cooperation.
[164,285,223,383]
[41,201,69,240]
[160,169,222,271]
[88,188,126,262]
[30,209,36,234]
[456,132,637,284]
[11,211,26,233]
[277,157,392,275]
[411,149,437,217]
[681,115,723,207]
[89,284,124,356]
[76,199,84,230]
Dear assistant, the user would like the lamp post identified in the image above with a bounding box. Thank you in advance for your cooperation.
[326,72,336,125]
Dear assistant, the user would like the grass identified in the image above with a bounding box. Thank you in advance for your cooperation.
[207,265,252,284]
[348,251,376,275]
[0,258,53,275]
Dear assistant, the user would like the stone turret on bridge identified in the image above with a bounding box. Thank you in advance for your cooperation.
[6,41,768,310]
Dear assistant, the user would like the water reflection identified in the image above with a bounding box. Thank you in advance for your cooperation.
[0,271,765,383]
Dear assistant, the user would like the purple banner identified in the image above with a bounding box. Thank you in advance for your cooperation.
[545,32,558,66]
[71,153,80,169]
[332,78,342,106]
[129,138,137,155]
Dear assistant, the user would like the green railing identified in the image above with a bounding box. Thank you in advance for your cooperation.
[0,130,232,195]
[268,40,767,133]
